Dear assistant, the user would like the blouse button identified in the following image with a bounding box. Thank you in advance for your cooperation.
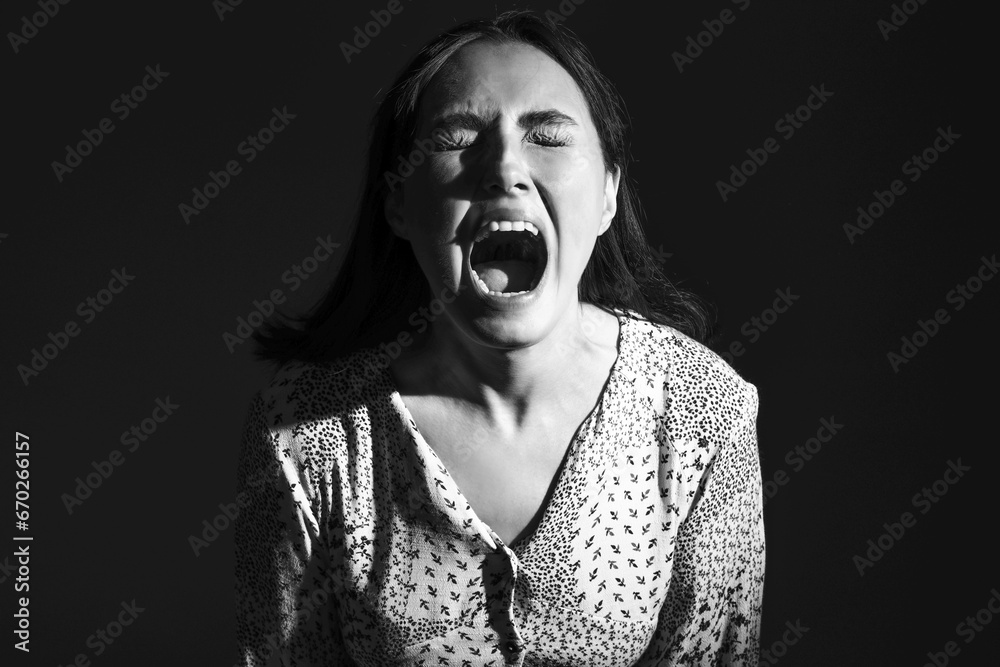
[505,641,522,653]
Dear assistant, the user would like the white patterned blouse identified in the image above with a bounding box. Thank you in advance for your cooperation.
[235,310,764,666]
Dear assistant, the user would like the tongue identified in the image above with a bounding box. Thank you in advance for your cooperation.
[473,260,536,293]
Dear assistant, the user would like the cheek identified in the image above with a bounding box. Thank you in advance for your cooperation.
[548,152,609,228]
[543,153,609,270]
[403,163,463,244]
[549,150,605,199]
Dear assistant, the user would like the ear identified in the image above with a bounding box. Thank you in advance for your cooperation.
[384,186,409,240]
[598,165,621,236]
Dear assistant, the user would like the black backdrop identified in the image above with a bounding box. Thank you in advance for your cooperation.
[3,0,995,665]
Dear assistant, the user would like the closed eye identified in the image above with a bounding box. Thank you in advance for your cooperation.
[435,132,478,151]
[526,128,571,147]
[435,128,572,151]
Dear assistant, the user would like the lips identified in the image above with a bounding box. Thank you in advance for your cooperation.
[469,219,548,296]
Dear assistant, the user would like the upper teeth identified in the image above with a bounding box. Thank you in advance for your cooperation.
[474,221,539,243]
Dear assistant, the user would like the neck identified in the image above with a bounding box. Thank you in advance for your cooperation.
[401,302,617,429]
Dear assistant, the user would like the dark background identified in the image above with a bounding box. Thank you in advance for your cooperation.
[3,0,995,664]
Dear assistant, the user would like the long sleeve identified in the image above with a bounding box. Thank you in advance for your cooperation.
[234,391,353,667]
[638,383,765,666]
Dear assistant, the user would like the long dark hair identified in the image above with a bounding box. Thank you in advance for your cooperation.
[253,10,710,366]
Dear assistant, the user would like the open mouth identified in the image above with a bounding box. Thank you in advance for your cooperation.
[469,221,548,297]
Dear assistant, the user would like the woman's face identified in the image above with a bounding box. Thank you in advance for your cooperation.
[386,40,619,349]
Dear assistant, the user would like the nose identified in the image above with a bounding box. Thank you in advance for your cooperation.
[481,127,530,195]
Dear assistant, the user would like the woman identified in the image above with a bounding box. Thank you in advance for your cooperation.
[236,10,764,666]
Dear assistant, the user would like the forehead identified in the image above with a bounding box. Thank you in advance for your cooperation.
[419,40,590,124]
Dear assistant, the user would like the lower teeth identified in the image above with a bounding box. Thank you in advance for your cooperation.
[473,274,539,297]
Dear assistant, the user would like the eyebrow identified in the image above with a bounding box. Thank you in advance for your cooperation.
[431,108,579,133]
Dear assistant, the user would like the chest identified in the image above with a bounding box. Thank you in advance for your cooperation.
[401,394,591,547]
[337,398,672,664]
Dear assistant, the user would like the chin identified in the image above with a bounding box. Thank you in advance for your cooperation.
[451,292,563,350]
